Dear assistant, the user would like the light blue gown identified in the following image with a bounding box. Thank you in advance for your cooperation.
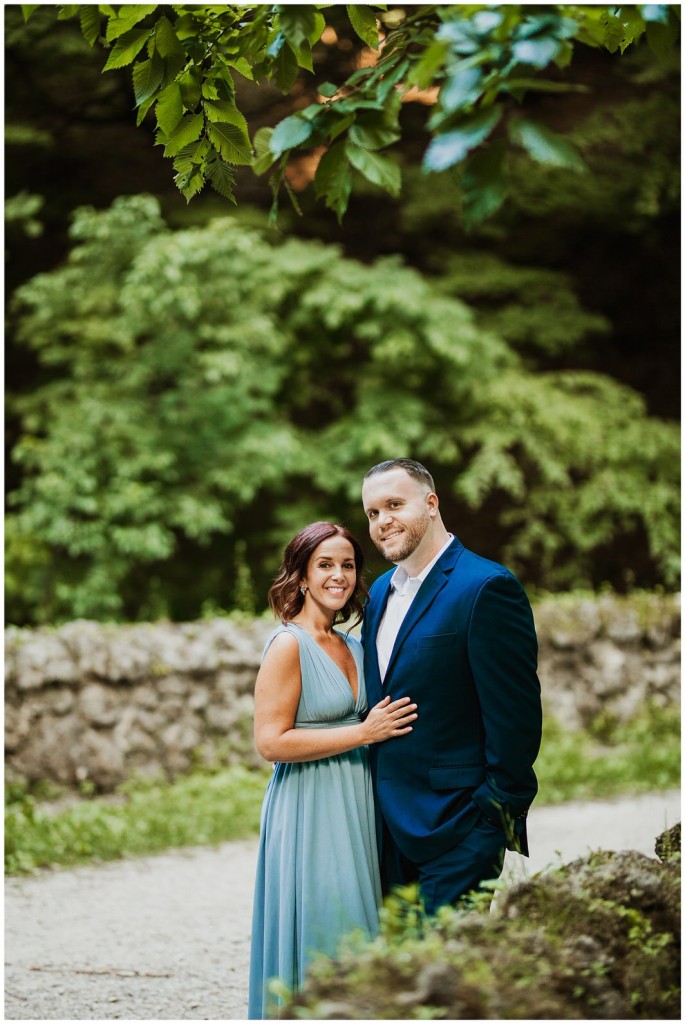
[248,623,382,1019]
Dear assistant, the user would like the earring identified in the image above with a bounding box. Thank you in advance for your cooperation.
[299,585,307,595]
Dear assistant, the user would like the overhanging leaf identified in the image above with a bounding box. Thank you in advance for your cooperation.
[155,83,184,136]
[510,119,587,171]
[105,5,158,42]
[346,4,380,49]
[204,151,237,201]
[423,108,502,172]
[252,127,277,176]
[439,66,483,113]
[103,27,151,71]
[132,52,165,107]
[161,112,204,157]
[203,100,249,136]
[314,142,352,220]
[511,34,562,68]
[206,122,253,165]
[269,114,315,159]
[79,5,101,46]
[346,143,401,196]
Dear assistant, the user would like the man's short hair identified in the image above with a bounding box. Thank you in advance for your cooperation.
[363,459,435,492]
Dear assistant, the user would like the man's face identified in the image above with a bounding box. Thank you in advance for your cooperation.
[362,468,433,564]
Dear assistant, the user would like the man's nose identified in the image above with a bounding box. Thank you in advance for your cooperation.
[378,509,392,527]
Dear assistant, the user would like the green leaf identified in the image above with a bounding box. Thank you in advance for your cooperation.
[21,6,39,22]
[252,128,277,176]
[155,83,184,137]
[161,112,204,157]
[269,114,315,159]
[172,137,210,173]
[329,113,355,142]
[206,122,253,166]
[349,111,400,150]
[79,6,101,46]
[318,82,339,98]
[203,101,249,136]
[439,66,483,112]
[227,56,254,81]
[178,67,202,110]
[103,27,152,71]
[56,5,80,20]
[277,5,319,52]
[173,168,205,202]
[272,39,300,92]
[132,52,165,107]
[136,94,156,127]
[204,151,237,201]
[510,119,587,172]
[314,142,352,220]
[408,39,449,90]
[462,140,507,229]
[154,15,184,59]
[346,143,401,196]
[511,34,562,68]
[346,4,380,48]
[105,5,158,42]
[423,108,502,172]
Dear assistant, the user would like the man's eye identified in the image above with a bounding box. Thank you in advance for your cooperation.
[368,511,377,519]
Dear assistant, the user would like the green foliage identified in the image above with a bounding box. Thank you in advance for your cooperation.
[5,764,271,875]
[6,195,679,623]
[27,4,680,220]
[282,844,680,1019]
[535,704,680,805]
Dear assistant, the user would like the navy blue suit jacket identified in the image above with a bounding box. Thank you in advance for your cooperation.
[361,536,542,865]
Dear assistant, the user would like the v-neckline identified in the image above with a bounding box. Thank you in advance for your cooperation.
[288,622,360,704]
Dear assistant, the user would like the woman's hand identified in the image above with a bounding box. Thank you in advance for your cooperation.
[362,695,418,744]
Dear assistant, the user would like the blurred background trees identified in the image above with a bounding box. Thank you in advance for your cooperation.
[5,4,680,625]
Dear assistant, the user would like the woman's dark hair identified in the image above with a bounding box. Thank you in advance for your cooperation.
[268,522,367,629]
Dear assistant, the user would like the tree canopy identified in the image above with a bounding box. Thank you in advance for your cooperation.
[23,4,680,222]
[6,195,679,625]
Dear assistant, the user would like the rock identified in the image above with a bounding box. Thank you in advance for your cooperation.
[80,683,119,727]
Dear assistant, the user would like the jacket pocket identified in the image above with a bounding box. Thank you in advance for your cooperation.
[428,765,485,791]
[416,632,458,648]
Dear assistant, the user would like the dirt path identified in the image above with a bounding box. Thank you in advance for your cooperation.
[5,789,680,1021]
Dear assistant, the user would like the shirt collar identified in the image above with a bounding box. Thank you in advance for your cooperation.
[390,534,453,594]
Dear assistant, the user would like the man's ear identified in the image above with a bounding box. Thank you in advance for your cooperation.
[427,492,439,517]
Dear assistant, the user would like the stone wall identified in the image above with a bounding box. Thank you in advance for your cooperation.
[5,593,680,791]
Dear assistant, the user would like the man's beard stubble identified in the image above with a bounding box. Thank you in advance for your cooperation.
[374,512,431,564]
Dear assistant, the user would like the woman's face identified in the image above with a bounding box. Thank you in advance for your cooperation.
[301,536,357,613]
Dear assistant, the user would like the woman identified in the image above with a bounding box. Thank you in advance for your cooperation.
[248,522,417,1019]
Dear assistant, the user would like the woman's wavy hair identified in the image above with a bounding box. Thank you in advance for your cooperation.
[268,522,367,630]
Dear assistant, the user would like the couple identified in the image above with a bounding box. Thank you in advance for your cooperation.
[248,459,542,1019]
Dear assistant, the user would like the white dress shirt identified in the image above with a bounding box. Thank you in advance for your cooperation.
[376,534,453,681]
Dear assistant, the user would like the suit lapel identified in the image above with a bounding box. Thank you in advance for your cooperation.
[384,538,464,683]
[364,573,392,701]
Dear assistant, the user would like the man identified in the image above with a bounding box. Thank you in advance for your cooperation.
[361,458,542,914]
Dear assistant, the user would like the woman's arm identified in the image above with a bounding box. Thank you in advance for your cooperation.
[254,632,417,763]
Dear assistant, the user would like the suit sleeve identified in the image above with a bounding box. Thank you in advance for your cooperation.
[467,572,542,820]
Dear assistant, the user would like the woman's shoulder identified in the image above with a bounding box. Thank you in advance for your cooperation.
[261,622,301,662]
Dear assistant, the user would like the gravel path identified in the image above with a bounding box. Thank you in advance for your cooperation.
[5,789,680,1021]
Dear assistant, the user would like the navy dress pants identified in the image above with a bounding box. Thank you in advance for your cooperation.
[381,817,506,916]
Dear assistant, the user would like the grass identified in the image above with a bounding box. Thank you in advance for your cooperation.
[5,705,680,875]
[5,763,271,875]
[535,704,680,805]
